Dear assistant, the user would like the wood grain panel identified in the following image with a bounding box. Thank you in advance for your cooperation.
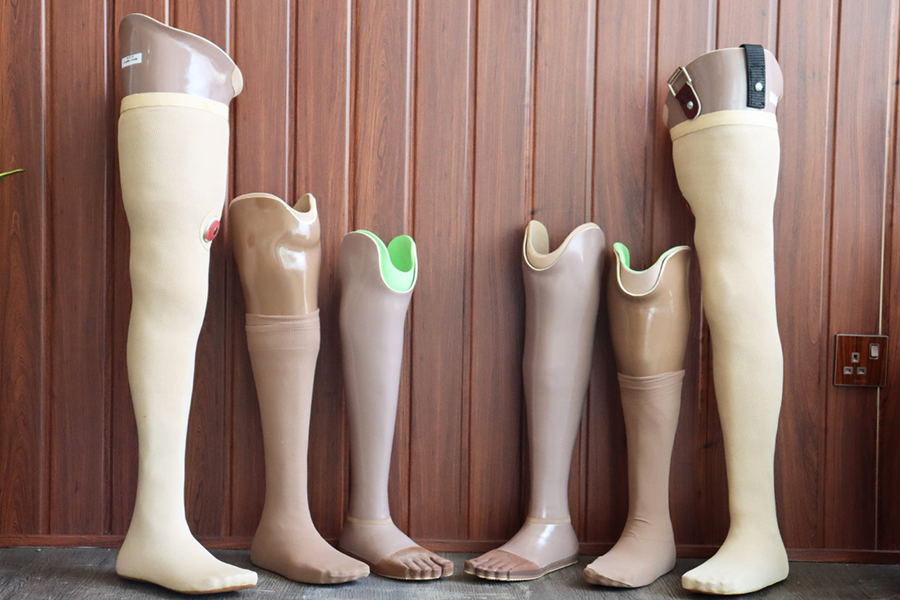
[772,0,838,549]
[408,0,474,542]
[109,0,169,535]
[824,0,898,550]
[47,0,110,535]
[652,0,716,546]
[715,0,778,50]
[467,0,534,542]
[229,0,294,538]
[0,0,47,535]
[531,0,596,538]
[586,0,654,544]
[352,0,415,531]
[294,0,352,540]
[171,0,232,538]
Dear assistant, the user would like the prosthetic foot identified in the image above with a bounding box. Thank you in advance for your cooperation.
[584,243,690,588]
[229,193,369,585]
[114,16,255,594]
[666,46,788,595]
[465,221,605,582]
[338,231,453,581]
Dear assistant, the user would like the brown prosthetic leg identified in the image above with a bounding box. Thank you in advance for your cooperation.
[465,221,605,581]
[584,244,690,588]
[230,193,369,584]
[337,231,453,580]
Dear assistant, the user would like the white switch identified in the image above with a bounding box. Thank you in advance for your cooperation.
[870,343,880,359]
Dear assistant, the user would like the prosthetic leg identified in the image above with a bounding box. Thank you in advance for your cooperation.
[338,231,454,580]
[229,193,369,584]
[666,46,788,595]
[584,243,690,588]
[114,16,255,593]
[465,221,605,581]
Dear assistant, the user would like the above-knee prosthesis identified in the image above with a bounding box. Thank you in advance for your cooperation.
[229,193,369,584]
[584,243,690,588]
[666,46,788,595]
[338,231,454,581]
[465,221,605,582]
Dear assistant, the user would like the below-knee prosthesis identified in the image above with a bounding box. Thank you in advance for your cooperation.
[667,46,788,595]
[229,193,369,584]
[465,221,605,581]
[584,243,690,588]
[115,92,257,593]
[338,231,454,580]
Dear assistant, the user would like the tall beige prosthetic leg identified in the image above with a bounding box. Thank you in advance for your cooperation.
[114,93,257,593]
[672,110,788,594]
[465,221,605,581]
[584,244,690,588]
[337,231,454,580]
[229,193,369,584]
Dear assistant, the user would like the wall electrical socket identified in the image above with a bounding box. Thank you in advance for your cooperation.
[833,334,888,387]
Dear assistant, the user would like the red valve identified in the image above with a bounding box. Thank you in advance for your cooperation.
[204,219,220,242]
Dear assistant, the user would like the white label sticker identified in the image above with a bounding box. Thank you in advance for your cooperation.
[769,91,778,106]
[121,53,143,68]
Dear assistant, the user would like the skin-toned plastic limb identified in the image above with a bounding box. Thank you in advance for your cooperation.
[113,71,255,591]
[337,231,453,581]
[584,243,690,588]
[119,13,243,102]
[228,194,369,584]
[666,48,789,595]
[465,220,605,582]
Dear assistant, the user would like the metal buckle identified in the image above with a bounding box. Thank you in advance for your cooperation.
[667,66,702,119]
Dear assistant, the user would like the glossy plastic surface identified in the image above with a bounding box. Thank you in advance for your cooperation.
[229,193,320,316]
[119,13,243,103]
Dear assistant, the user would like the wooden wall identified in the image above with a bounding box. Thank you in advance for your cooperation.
[2,0,900,561]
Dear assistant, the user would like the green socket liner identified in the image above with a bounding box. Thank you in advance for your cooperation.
[357,230,416,292]
[614,242,632,269]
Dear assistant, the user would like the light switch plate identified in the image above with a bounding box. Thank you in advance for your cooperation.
[834,334,888,387]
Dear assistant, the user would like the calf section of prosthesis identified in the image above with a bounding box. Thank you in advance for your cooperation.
[337,231,452,580]
[584,243,690,589]
[465,220,605,582]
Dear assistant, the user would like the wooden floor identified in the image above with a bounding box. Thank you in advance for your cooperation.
[2,549,900,599]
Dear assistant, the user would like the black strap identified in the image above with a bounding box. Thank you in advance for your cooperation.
[740,44,766,109]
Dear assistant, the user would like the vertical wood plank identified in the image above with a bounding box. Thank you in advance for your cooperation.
[651,0,716,546]
[716,0,778,50]
[47,0,110,534]
[352,0,415,531]
[825,0,898,550]
[408,0,474,542]
[171,0,232,538]
[468,0,534,542]
[586,0,654,545]
[531,0,596,538]
[294,0,352,540]
[0,0,47,535]
[771,0,838,550]
[230,0,294,538]
[110,0,170,535]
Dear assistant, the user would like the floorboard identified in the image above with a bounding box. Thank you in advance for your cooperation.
[1,549,900,599]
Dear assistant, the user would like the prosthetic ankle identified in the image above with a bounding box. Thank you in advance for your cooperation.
[230,193,368,584]
[584,244,690,588]
[338,231,453,581]
[465,221,605,582]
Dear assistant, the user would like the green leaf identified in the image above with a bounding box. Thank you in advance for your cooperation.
[0,169,24,180]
